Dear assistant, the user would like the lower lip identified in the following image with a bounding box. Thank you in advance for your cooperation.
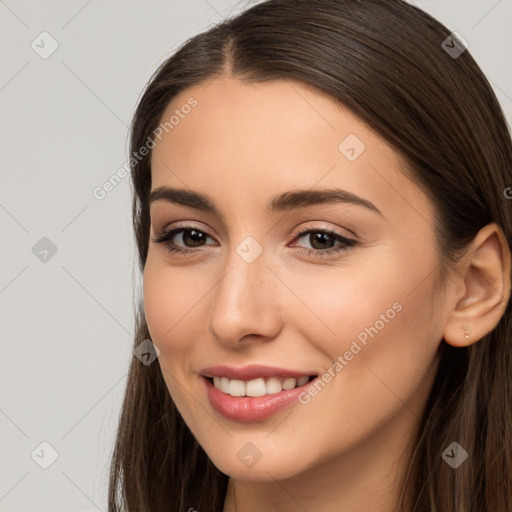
[202,376,313,422]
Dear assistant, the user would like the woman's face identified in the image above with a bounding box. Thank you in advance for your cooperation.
[144,76,448,481]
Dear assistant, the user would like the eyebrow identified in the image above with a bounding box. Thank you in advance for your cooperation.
[148,186,383,217]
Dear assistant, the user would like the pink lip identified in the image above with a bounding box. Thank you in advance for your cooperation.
[200,365,318,423]
[200,364,315,381]
[202,377,316,422]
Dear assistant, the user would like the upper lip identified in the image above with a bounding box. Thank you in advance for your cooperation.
[200,364,317,381]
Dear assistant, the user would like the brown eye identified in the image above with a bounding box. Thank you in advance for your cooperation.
[308,232,337,250]
[177,229,208,247]
[292,228,357,258]
[152,226,216,255]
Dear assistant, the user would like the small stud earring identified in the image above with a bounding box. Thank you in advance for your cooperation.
[462,325,471,343]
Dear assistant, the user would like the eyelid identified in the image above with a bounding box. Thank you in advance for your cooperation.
[154,222,355,246]
[153,223,217,245]
[154,221,216,239]
[289,221,356,241]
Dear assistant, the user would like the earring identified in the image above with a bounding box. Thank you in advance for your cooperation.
[462,324,471,343]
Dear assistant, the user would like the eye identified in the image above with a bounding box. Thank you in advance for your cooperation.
[151,224,358,258]
[151,225,216,256]
[290,227,357,258]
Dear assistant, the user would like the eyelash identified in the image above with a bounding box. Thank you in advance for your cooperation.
[151,224,357,259]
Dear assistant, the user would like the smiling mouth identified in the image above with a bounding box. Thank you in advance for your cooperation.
[205,375,317,397]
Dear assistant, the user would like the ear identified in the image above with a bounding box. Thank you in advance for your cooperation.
[443,222,511,347]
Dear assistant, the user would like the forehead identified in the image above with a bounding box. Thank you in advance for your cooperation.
[149,77,434,228]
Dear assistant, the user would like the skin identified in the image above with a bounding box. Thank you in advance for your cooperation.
[143,76,511,512]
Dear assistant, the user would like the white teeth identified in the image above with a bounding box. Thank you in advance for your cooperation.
[246,378,266,397]
[228,379,246,396]
[282,377,297,390]
[220,377,230,393]
[266,377,283,394]
[211,375,312,396]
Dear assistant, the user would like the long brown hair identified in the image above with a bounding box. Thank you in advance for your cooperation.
[108,1,512,510]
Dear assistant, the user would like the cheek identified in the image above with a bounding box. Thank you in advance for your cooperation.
[290,269,405,363]
[286,249,440,393]
[281,252,404,349]
[142,260,209,415]
[142,258,206,356]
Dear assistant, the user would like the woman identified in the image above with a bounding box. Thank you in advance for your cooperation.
[108,1,512,511]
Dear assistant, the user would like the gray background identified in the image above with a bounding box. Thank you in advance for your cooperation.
[1,0,511,510]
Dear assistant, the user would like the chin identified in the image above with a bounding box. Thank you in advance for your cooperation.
[203,443,312,481]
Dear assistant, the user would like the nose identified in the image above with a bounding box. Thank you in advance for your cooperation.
[208,246,283,348]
